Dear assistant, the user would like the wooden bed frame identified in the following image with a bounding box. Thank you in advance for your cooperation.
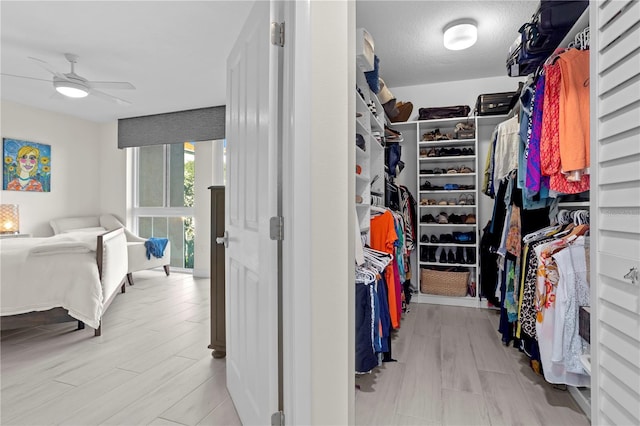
[0,228,128,337]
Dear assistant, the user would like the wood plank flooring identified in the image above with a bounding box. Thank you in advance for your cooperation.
[1,271,240,426]
[2,272,589,425]
[355,303,590,426]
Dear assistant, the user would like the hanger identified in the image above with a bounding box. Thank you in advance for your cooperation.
[370,206,387,216]
[523,224,562,244]
[355,266,376,285]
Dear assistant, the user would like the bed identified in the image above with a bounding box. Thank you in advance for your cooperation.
[0,228,128,336]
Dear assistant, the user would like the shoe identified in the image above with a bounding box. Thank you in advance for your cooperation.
[466,194,475,205]
[437,213,449,224]
[465,214,476,224]
[421,214,436,223]
[421,234,428,243]
[430,235,438,243]
[426,147,437,157]
[444,183,460,190]
[466,247,476,264]
[449,214,462,224]
[439,248,447,263]
[458,194,467,205]
[428,247,437,262]
[459,165,474,173]
[456,247,464,264]
[447,249,456,263]
[420,181,432,190]
[420,246,428,262]
[428,199,437,205]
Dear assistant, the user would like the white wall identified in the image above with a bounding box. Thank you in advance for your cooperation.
[192,141,213,278]
[1,101,210,279]
[390,75,522,120]
[0,101,104,236]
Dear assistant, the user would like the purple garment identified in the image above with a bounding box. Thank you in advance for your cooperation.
[525,75,550,196]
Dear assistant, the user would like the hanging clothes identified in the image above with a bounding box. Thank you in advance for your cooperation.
[370,210,401,329]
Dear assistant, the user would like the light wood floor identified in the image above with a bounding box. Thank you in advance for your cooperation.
[2,273,590,426]
[355,303,590,426]
[1,271,241,426]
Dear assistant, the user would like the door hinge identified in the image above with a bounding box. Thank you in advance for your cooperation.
[271,22,285,47]
[270,216,284,241]
[271,411,285,426]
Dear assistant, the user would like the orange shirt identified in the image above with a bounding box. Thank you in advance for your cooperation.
[370,211,400,329]
[558,49,590,172]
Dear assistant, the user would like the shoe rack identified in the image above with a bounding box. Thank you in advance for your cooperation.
[355,65,385,240]
[415,117,479,306]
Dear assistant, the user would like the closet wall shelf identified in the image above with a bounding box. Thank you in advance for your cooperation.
[419,139,475,147]
[420,242,478,248]
[415,293,482,308]
[558,201,590,207]
[419,155,476,161]
[419,261,477,268]
[419,189,476,194]
[419,173,477,178]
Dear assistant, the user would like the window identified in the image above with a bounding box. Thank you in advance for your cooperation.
[134,142,195,269]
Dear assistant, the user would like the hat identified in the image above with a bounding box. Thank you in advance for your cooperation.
[377,78,394,104]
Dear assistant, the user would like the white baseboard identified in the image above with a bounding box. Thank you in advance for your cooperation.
[192,268,210,278]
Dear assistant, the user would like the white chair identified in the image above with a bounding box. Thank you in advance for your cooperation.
[50,214,171,286]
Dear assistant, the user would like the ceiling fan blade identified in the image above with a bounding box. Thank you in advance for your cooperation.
[89,81,135,90]
[1,73,51,83]
[28,56,66,79]
[91,89,131,105]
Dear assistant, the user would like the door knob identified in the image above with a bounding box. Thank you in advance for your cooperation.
[216,231,229,248]
[623,267,639,285]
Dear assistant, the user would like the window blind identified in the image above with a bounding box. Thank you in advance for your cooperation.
[117,106,225,148]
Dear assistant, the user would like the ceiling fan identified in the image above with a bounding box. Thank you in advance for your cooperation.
[3,53,135,105]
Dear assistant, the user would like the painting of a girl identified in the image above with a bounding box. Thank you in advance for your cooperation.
[3,139,51,192]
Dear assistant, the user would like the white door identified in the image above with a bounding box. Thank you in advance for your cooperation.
[591,1,640,424]
[224,1,282,424]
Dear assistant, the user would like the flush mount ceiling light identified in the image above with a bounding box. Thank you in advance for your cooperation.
[53,75,89,98]
[443,20,478,51]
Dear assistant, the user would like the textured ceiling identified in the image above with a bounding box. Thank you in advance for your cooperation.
[1,1,540,123]
[356,0,539,88]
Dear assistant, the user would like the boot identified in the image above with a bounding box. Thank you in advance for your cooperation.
[447,249,456,264]
[428,247,437,263]
[438,247,447,263]
[466,247,476,265]
[455,247,464,264]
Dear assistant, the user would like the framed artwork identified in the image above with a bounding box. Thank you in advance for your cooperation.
[3,138,51,192]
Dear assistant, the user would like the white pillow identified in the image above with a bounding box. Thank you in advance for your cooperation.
[61,226,106,234]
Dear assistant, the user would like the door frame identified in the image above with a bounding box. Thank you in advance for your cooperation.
[280,1,355,425]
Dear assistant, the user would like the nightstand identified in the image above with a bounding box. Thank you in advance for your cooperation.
[0,233,32,239]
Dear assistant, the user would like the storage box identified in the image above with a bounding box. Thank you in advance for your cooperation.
[356,28,375,71]
[420,268,469,297]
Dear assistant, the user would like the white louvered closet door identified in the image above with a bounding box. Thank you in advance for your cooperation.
[591,0,640,424]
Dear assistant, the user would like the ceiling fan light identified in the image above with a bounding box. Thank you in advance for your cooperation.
[54,80,89,98]
[443,21,477,51]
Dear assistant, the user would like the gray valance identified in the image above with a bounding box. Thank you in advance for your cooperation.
[117,106,225,148]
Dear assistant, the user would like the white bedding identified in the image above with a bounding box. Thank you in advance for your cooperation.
[0,231,113,329]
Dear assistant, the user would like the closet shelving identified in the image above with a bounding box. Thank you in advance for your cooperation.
[415,117,479,306]
[355,63,385,238]
[389,115,509,308]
